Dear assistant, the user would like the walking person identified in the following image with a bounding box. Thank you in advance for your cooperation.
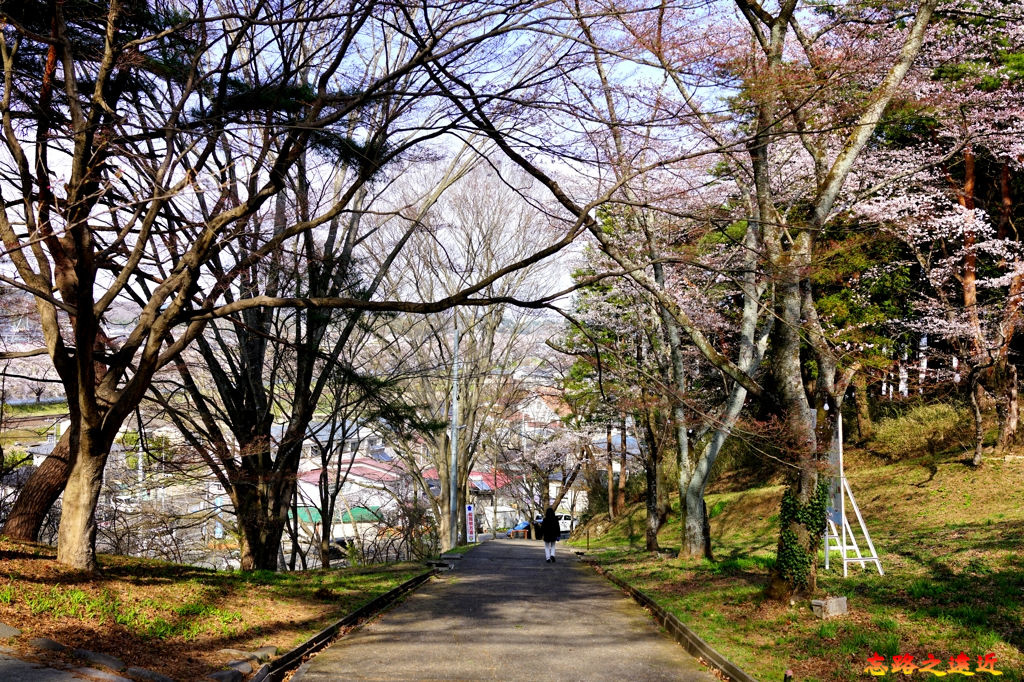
[541,507,560,563]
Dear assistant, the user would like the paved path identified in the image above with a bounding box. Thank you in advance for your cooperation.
[295,539,715,682]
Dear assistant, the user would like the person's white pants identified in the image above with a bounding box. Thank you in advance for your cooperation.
[544,541,556,560]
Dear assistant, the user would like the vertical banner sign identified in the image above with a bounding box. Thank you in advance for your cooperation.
[466,504,476,543]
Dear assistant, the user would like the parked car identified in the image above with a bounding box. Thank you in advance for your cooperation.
[533,513,578,535]
[327,537,351,563]
[506,521,530,537]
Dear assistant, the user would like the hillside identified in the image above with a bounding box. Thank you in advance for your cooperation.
[570,449,1024,682]
[0,542,423,681]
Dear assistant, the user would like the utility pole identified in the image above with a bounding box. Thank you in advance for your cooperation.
[492,443,499,537]
[448,316,460,549]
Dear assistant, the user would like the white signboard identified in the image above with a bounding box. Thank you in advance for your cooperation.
[466,504,476,543]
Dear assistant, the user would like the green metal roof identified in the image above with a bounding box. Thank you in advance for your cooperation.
[291,506,322,524]
[338,506,381,523]
[290,505,382,523]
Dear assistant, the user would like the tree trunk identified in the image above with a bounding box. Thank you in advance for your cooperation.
[971,378,985,466]
[995,358,1019,448]
[3,430,72,541]
[681,497,712,559]
[682,482,710,559]
[959,148,985,356]
[647,222,692,551]
[656,445,672,527]
[997,363,1019,450]
[998,163,1014,240]
[616,417,627,514]
[56,429,112,572]
[682,375,761,559]
[765,278,822,600]
[606,422,615,519]
[439,500,455,552]
[637,409,662,552]
[680,222,768,560]
[319,535,331,569]
[492,448,499,536]
[239,512,289,571]
[994,163,1021,450]
[550,460,581,511]
[287,491,300,571]
[766,463,824,600]
[235,476,293,571]
[675,410,692,553]
[642,441,660,552]
[318,469,334,569]
[852,372,873,442]
[681,424,735,560]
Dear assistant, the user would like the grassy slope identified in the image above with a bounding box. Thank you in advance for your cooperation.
[2,402,69,417]
[569,451,1024,682]
[1,402,70,449]
[0,540,424,681]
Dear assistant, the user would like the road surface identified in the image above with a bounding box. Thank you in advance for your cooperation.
[295,538,715,682]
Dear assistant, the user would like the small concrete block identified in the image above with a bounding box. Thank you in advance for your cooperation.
[215,648,257,662]
[28,637,70,653]
[811,596,848,619]
[439,554,462,560]
[72,667,132,682]
[228,659,253,674]
[74,648,126,671]
[0,623,22,638]
[208,670,244,682]
[252,645,278,662]
[125,667,175,682]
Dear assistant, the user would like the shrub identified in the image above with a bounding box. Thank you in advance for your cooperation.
[871,403,972,458]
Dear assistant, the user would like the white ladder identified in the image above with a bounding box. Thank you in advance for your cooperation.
[823,414,883,576]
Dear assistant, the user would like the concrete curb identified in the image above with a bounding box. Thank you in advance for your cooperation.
[250,568,438,682]
[584,560,760,682]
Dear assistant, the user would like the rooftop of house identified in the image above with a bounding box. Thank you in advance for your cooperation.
[298,454,404,486]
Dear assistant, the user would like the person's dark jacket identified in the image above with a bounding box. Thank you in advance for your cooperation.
[540,513,560,542]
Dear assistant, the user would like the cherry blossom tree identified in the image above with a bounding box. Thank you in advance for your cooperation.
[466,0,939,595]
[853,0,1024,462]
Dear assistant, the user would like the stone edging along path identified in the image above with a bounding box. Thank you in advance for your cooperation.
[249,567,439,682]
[583,558,760,682]
[0,623,176,681]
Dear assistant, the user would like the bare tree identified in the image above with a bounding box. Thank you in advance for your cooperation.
[376,167,560,551]
[0,0,579,570]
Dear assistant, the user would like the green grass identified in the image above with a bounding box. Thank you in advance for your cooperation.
[872,403,972,458]
[570,451,1024,682]
[439,543,480,556]
[18,583,241,640]
[1,542,424,648]
[1,401,69,417]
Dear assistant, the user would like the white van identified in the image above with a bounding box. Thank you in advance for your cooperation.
[534,513,578,534]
